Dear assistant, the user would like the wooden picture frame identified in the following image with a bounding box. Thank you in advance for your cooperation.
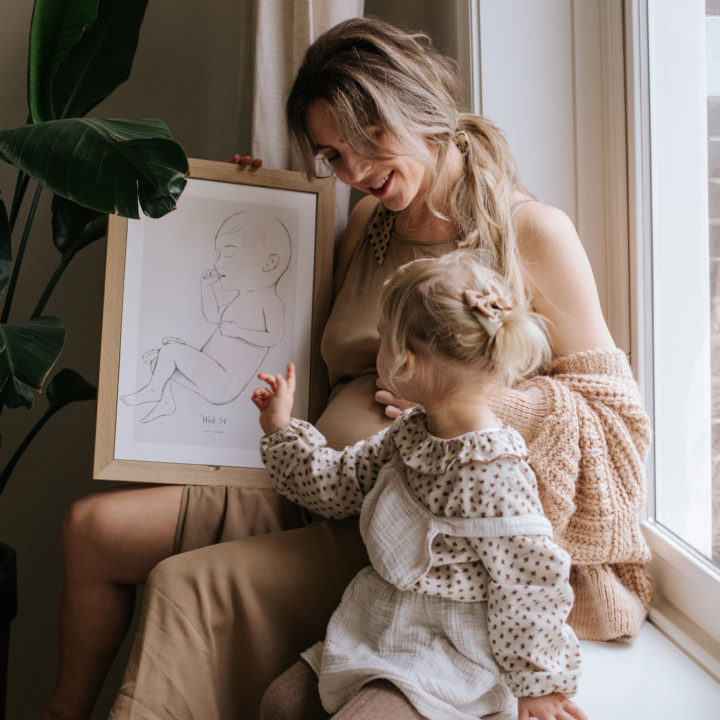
[94,158,335,486]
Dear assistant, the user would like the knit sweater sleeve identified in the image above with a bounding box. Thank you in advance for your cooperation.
[488,349,651,564]
[260,418,396,520]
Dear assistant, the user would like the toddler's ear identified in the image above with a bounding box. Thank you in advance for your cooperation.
[398,348,416,378]
[262,253,280,272]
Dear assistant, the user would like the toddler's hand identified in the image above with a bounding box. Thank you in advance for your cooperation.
[201,268,221,285]
[518,693,587,720]
[252,362,296,436]
[374,377,418,419]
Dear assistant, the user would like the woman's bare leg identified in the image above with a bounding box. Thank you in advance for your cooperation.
[43,484,184,720]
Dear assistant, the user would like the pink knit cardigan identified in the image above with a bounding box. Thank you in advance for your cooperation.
[490,348,653,642]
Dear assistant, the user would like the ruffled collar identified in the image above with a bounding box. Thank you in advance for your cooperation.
[391,407,527,473]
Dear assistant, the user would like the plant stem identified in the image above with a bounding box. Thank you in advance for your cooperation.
[8,172,30,232]
[32,257,70,319]
[8,115,33,230]
[1,183,42,324]
[0,407,56,495]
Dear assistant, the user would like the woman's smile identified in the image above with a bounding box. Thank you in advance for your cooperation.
[304,99,426,211]
[369,171,393,197]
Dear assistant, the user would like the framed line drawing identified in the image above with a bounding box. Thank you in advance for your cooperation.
[94,158,335,486]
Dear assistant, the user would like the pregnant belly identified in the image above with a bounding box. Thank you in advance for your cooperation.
[315,374,391,450]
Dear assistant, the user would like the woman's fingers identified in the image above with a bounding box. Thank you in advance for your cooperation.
[385,405,402,419]
[231,154,262,168]
[374,389,396,406]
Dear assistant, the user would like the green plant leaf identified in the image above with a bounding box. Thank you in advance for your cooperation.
[0,200,11,293]
[51,195,105,255]
[46,368,96,412]
[0,317,66,405]
[50,0,149,120]
[0,118,188,218]
[28,0,99,123]
[3,379,35,410]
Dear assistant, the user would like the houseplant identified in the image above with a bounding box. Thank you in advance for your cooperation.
[0,1,188,715]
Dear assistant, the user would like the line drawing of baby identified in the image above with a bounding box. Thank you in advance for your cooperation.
[121,210,292,423]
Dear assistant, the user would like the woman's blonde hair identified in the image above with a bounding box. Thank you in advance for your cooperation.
[286,17,531,297]
[380,251,549,391]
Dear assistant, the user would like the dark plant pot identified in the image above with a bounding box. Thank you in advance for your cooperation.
[0,543,17,720]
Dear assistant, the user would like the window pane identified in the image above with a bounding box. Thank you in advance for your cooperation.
[709,3,720,565]
[648,0,719,570]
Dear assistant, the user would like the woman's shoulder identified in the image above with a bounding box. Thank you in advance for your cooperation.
[512,198,616,355]
[339,195,378,254]
[513,198,580,262]
[333,195,379,294]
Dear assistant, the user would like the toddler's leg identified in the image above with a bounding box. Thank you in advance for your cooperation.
[332,682,427,720]
[260,660,329,720]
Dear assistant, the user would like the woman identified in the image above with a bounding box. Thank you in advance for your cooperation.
[44,18,651,720]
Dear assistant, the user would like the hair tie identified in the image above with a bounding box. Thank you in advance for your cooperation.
[463,282,512,337]
[454,129,469,154]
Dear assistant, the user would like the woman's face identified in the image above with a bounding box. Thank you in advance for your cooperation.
[304,99,428,212]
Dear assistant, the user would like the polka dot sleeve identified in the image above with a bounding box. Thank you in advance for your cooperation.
[471,532,582,698]
[260,418,396,519]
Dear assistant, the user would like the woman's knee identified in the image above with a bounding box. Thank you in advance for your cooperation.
[62,492,117,562]
[62,486,182,583]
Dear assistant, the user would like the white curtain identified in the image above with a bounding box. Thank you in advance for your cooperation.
[251,0,364,239]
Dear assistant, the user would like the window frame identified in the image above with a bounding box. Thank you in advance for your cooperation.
[626,0,720,678]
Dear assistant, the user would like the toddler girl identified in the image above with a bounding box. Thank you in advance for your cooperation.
[251,250,586,720]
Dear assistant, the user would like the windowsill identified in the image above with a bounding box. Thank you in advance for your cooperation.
[575,622,719,717]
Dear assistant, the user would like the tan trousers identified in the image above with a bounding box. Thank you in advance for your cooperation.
[110,500,370,720]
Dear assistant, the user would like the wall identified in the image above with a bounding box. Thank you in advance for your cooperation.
[0,2,254,718]
[0,1,623,717]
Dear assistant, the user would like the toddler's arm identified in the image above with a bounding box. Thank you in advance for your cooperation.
[252,364,398,519]
[459,457,582,707]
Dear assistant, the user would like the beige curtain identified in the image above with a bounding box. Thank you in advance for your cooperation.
[251,0,364,239]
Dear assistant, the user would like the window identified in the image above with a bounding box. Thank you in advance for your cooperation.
[628,0,720,674]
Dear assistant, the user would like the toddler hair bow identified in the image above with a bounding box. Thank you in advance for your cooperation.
[463,282,512,337]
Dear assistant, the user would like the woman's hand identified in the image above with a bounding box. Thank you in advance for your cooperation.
[231,154,262,168]
[252,362,296,435]
[374,377,417,419]
[518,693,587,720]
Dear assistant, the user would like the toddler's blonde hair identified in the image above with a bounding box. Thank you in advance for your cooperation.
[380,251,550,392]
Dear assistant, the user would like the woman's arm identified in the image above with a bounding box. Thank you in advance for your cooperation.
[514,200,615,356]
